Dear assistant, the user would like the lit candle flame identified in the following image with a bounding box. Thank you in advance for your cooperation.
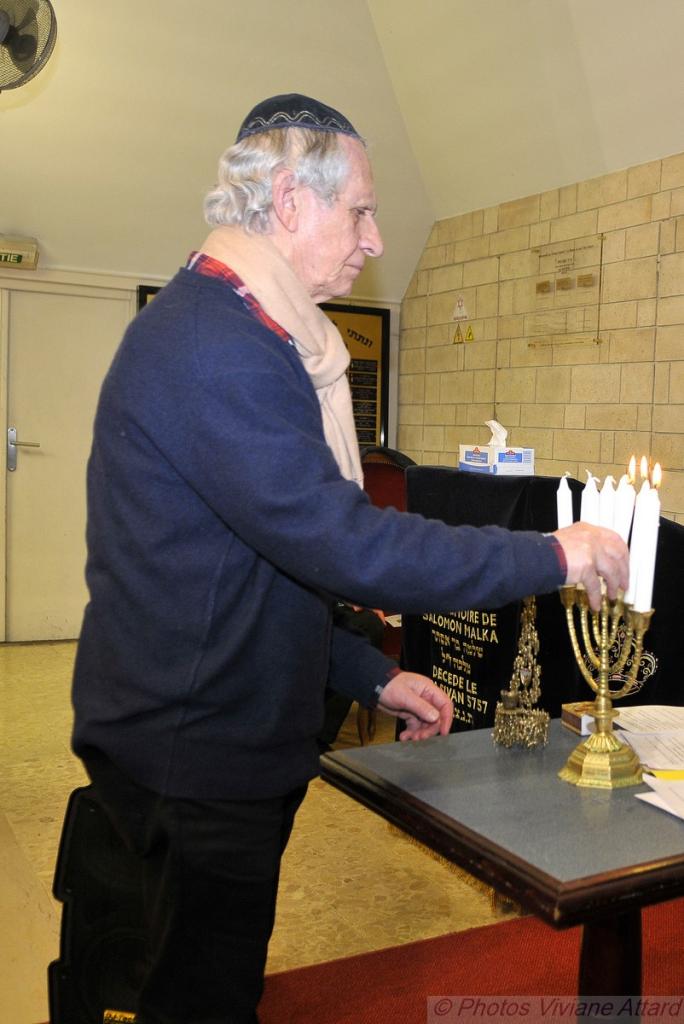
[640,455,649,481]
[652,462,662,489]
[628,455,636,484]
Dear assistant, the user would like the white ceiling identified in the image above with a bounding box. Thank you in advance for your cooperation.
[3,0,684,304]
[368,0,684,218]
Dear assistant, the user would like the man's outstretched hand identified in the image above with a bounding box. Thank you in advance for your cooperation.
[553,522,629,610]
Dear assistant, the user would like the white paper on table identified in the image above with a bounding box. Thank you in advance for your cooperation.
[635,790,684,821]
[615,706,684,733]
[637,776,684,820]
[621,732,684,770]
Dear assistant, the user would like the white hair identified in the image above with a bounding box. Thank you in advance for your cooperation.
[203,127,361,234]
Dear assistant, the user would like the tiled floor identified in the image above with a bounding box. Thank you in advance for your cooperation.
[0,641,512,1023]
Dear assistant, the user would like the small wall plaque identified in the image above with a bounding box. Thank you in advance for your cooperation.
[0,235,39,270]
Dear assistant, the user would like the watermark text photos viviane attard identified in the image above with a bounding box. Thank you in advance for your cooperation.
[427,996,684,1022]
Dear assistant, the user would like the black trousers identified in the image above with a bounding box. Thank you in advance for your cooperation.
[83,749,306,1024]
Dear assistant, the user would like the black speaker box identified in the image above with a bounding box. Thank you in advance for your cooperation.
[48,786,147,1023]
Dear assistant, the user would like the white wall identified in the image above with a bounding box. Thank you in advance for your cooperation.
[1,0,432,305]
[5,1,684,305]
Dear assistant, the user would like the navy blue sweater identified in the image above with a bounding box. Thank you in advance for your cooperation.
[72,269,565,799]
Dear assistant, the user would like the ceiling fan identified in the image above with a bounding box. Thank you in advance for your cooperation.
[0,0,57,92]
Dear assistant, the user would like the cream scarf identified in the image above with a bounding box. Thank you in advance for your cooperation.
[201,226,363,488]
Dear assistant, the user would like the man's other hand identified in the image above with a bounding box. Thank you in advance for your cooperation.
[377,672,453,741]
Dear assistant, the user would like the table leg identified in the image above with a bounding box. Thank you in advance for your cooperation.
[579,909,642,996]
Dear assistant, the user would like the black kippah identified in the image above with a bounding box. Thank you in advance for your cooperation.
[236,93,360,142]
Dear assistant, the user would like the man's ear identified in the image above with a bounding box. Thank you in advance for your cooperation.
[271,167,299,232]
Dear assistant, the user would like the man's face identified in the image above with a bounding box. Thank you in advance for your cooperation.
[291,136,384,303]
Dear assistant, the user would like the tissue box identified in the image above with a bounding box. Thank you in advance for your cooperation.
[458,444,534,476]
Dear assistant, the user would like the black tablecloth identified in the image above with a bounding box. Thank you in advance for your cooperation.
[402,467,683,731]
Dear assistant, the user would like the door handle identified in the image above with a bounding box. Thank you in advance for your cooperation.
[7,426,41,472]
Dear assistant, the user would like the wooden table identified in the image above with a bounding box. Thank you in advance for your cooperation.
[320,721,684,997]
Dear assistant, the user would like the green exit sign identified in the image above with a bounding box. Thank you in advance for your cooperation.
[0,238,39,269]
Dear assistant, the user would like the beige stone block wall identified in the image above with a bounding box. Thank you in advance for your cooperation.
[399,154,684,523]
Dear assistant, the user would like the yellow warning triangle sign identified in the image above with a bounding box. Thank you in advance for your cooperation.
[465,325,474,342]
[453,324,463,344]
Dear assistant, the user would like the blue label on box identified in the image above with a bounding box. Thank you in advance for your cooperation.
[463,447,489,465]
[495,449,533,465]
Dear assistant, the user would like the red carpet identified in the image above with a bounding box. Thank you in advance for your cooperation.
[259,899,684,1024]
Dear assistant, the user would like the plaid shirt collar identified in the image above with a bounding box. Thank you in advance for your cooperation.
[186,251,293,345]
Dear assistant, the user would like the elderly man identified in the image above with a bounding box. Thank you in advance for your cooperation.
[71,94,628,1023]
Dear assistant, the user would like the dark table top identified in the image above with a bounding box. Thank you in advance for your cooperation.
[320,720,684,926]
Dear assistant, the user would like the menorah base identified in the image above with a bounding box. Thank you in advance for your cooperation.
[558,731,643,789]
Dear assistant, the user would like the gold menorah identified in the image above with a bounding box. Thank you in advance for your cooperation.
[558,585,653,788]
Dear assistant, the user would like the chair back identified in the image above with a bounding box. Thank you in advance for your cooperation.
[359,447,416,666]
[361,446,415,512]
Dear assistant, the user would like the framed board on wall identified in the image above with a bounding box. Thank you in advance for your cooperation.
[321,303,389,447]
[137,285,161,310]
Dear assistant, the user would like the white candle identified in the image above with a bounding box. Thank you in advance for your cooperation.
[625,478,650,606]
[556,473,573,529]
[633,464,661,613]
[580,471,600,525]
[598,475,616,530]
[614,471,636,544]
